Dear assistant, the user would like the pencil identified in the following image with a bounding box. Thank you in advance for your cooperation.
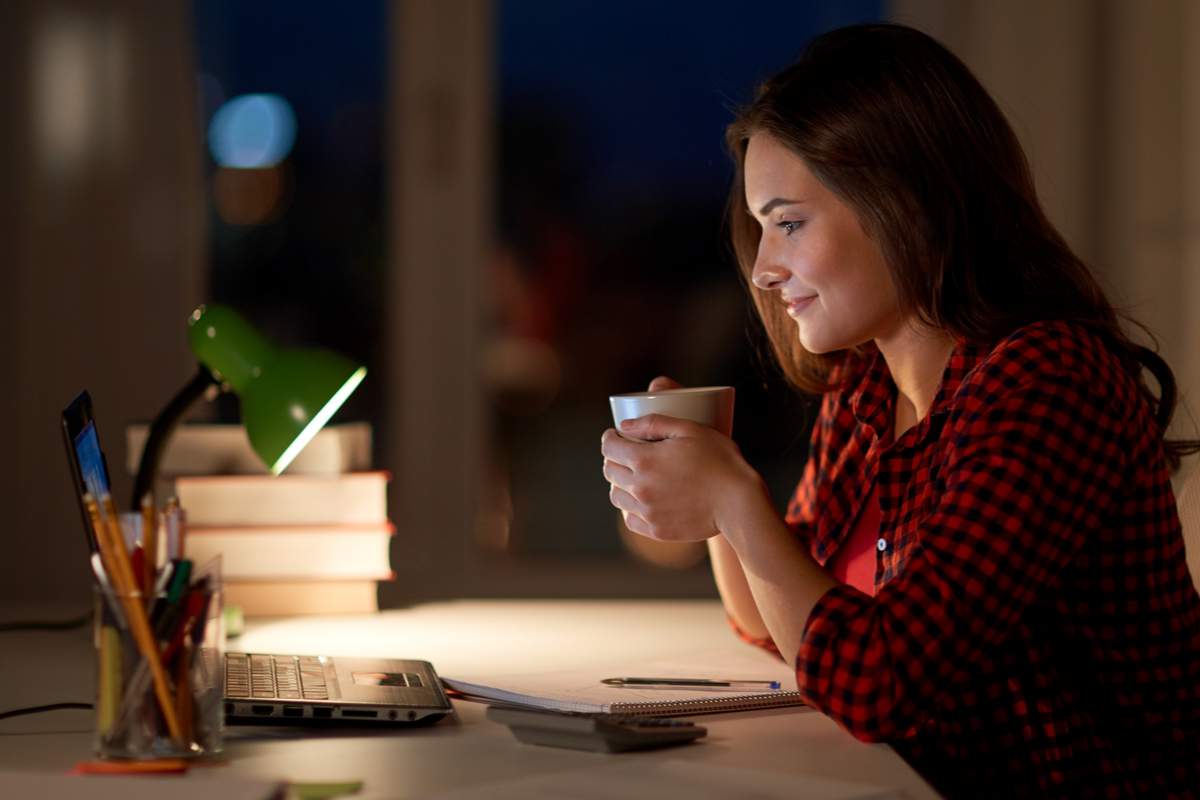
[84,496,121,606]
[97,624,122,738]
[141,493,157,605]
[93,493,184,744]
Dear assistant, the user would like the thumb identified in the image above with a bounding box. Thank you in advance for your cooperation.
[648,375,683,392]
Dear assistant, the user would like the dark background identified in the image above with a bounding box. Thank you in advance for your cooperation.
[191,0,881,567]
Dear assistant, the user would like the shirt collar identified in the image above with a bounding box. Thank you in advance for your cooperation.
[847,335,991,441]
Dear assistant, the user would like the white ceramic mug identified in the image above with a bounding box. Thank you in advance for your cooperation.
[609,386,735,437]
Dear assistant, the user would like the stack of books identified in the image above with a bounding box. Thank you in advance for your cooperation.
[125,423,392,617]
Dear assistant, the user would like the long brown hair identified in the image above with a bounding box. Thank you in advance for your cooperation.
[726,23,1198,470]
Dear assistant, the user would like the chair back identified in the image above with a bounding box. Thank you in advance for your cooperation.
[1176,465,1200,591]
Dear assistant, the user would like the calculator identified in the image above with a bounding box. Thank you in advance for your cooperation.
[486,705,707,752]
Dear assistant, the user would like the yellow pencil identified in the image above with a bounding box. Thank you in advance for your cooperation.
[141,493,157,604]
[97,624,122,738]
[84,495,120,601]
[94,493,184,744]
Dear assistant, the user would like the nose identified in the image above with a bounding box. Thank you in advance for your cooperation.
[751,243,790,291]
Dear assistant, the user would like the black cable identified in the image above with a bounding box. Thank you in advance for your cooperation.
[0,702,93,722]
[0,612,91,633]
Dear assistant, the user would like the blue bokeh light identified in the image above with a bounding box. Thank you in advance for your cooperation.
[208,93,297,168]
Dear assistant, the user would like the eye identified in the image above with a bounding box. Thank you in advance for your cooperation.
[778,220,805,236]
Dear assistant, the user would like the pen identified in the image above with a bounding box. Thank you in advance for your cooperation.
[161,588,206,665]
[601,677,782,690]
[130,546,145,599]
[152,561,193,642]
[141,493,157,604]
[163,497,187,561]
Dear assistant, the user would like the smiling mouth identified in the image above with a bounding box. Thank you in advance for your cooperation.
[785,296,817,317]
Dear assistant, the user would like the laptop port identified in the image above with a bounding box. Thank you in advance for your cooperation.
[312,707,333,719]
[251,705,274,716]
[282,706,304,718]
[340,709,378,718]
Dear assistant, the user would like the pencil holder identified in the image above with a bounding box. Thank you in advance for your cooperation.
[92,560,225,760]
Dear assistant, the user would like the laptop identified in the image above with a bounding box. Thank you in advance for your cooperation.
[62,390,454,726]
[223,652,450,724]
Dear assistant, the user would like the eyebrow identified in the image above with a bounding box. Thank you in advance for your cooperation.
[756,197,806,217]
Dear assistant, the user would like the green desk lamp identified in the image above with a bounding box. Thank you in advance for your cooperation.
[130,304,367,510]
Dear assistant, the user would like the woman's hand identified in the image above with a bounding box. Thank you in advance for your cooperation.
[601,376,766,543]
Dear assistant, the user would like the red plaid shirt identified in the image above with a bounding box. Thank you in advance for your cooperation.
[741,320,1200,797]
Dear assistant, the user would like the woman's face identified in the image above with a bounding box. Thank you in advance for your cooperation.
[744,133,902,354]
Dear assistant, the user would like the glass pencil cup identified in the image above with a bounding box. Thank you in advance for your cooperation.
[92,571,225,759]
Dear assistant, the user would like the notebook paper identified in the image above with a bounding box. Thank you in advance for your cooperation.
[441,648,806,715]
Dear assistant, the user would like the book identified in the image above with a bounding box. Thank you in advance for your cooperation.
[173,471,389,527]
[185,523,394,579]
[0,771,286,800]
[223,579,380,616]
[125,422,371,476]
[440,649,805,716]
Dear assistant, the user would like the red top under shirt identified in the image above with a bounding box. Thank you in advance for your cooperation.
[730,320,1200,798]
[825,481,879,597]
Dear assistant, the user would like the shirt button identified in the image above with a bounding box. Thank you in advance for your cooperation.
[876,538,888,552]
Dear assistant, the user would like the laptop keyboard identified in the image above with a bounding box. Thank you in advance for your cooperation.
[226,653,329,700]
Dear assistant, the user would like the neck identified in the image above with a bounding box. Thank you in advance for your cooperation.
[874,321,957,427]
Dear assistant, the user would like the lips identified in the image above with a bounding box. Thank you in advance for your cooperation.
[785,295,817,317]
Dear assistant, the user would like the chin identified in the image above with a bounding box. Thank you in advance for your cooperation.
[796,325,841,356]
[796,315,875,355]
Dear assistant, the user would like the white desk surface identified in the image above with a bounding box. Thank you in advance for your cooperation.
[0,600,939,798]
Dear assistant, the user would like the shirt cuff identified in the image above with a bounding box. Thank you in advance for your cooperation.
[796,582,875,703]
[725,614,783,661]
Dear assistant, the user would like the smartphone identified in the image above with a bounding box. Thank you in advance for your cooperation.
[61,390,114,554]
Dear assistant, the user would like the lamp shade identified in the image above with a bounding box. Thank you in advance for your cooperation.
[186,304,367,474]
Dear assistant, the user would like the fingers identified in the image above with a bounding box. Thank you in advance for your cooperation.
[648,375,683,392]
[602,458,634,489]
[621,508,652,537]
[618,413,699,442]
[608,483,647,521]
[601,428,645,466]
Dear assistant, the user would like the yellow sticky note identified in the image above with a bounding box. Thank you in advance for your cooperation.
[288,780,364,800]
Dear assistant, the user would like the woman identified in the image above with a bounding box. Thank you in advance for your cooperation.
[600,23,1200,798]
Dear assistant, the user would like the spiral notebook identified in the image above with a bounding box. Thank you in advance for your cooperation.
[440,648,807,716]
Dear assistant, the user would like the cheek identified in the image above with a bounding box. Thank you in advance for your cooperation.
[828,225,895,307]
[786,238,839,289]
[803,250,898,344]
[846,266,897,313]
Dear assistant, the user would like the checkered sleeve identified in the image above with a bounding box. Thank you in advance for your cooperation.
[796,355,1129,742]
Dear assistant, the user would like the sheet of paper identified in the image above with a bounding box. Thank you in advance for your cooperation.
[424,759,901,800]
[441,645,801,713]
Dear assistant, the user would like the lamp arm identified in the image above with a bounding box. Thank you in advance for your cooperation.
[130,365,220,510]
